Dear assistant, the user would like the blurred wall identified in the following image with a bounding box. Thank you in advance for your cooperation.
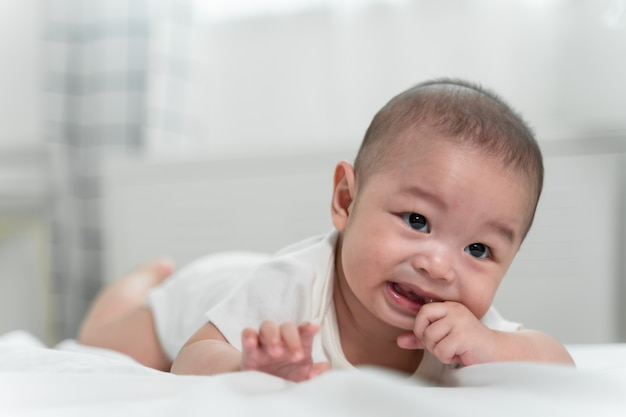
[146,1,626,157]
[0,0,50,342]
[0,0,42,148]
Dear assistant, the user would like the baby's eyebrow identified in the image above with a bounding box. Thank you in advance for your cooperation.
[487,221,516,244]
[401,185,446,209]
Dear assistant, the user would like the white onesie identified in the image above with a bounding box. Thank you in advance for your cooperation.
[148,230,520,382]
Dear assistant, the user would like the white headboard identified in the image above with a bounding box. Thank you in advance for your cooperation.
[102,150,351,282]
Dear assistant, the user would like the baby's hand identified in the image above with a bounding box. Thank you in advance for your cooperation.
[396,301,499,366]
[241,321,330,382]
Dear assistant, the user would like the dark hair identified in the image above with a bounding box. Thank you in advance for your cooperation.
[354,77,544,238]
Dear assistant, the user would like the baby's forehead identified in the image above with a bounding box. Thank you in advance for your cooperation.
[383,134,537,198]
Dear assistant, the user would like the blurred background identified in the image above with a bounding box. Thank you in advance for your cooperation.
[0,0,624,346]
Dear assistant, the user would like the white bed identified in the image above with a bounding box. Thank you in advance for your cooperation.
[1,330,625,416]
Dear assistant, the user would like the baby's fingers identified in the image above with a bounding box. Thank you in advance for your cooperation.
[396,332,425,350]
[298,322,320,348]
[279,322,305,361]
[307,361,331,379]
[242,327,260,350]
[258,321,283,357]
[413,303,448,338]
[298,322,320,340]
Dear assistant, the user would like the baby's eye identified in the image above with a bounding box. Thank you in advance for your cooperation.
[465,243,490,259]
[402,212,430,233]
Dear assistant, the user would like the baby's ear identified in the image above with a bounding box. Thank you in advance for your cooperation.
[331,161,356,232]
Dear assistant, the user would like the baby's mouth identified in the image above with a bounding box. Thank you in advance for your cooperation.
[387,281,439,311]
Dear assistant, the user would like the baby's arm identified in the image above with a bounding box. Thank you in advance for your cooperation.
[170,322,241,375]
[396,301,574,366]
[171,321,330,381]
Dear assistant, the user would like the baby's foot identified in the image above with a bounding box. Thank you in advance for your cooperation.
[124,258,175,290]
[79,258,176,332]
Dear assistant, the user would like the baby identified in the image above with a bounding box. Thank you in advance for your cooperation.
[79,78,574,382]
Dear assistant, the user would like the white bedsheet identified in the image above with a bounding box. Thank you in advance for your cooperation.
[1,331,625,416]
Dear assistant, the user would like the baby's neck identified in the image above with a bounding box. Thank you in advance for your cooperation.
[339,321,424,374]
[332,277,423,374]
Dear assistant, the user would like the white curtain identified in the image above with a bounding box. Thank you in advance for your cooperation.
[43,0,194,339]
[144,0,626,159]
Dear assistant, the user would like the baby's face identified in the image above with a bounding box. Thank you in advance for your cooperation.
[334,132,533,331]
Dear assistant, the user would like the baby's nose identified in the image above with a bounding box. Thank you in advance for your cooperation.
[411,241,455,282]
